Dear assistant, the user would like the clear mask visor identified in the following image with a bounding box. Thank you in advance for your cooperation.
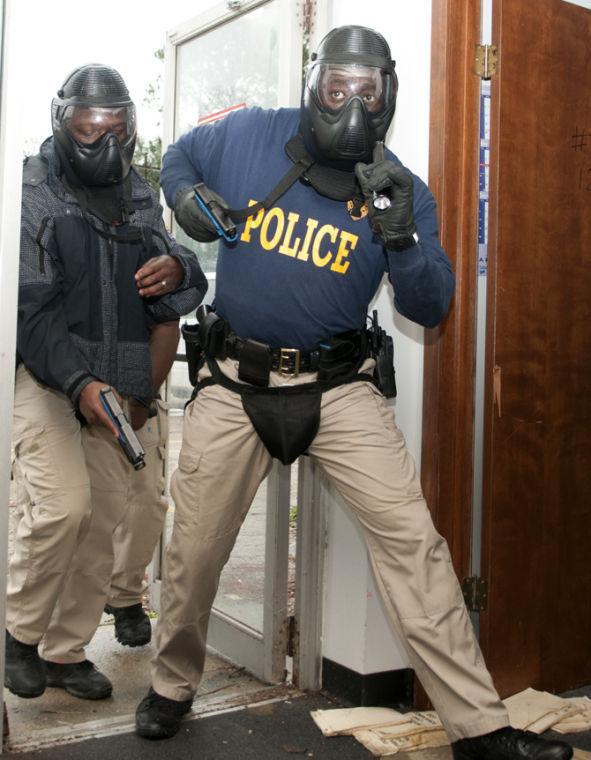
[62,105,136,147]
[309,63,390,114]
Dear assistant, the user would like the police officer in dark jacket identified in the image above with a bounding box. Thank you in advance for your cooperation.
[5,64,207,701]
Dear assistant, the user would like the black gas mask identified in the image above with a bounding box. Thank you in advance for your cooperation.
[51,64,137,187]
[301,26,398,165]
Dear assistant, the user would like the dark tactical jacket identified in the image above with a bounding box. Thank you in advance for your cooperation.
[18,138,207,403]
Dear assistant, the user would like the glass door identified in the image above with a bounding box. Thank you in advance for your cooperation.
[153,0,303,683]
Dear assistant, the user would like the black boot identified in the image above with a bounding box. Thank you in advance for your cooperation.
[43,659,113,700]
[4,631,46,698]
[136,687,193,739]
[104,603,151,647]
[452,726,573,759]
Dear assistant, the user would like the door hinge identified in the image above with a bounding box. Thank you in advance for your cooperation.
[462,576,488,612]
[287,615,298,658]
[474,44,498,80]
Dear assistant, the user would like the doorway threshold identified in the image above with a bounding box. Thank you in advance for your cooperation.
[4,620,293,755]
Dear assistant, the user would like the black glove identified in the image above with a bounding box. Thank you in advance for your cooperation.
[174,185,230,243]
[355,161,418,251]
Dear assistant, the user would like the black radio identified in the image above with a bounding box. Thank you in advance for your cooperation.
[367,310,397,398]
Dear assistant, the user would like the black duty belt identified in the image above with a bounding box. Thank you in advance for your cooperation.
[225,337,320,376]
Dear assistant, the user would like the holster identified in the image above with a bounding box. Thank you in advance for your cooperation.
[182,312,228,386]
[181,323,204,386]
[317,331,367,384]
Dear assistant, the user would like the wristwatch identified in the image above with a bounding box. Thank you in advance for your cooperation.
[390,231,419,252]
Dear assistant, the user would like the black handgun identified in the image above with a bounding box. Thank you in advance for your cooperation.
[193,183,237,242]
[99,388,146,470]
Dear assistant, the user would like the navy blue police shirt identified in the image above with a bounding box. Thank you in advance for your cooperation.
[161,107,454,351]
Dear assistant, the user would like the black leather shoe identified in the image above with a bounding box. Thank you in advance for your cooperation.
[104,603,152,647]
[136,687,193,739]
[452,726,573,759]
[4,631,46,698]
[43,659,113,700]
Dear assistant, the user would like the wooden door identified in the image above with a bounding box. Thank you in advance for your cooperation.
[479,0,591,696]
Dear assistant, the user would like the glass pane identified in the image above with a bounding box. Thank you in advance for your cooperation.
[215,481,268,631]
[173,0,282,275]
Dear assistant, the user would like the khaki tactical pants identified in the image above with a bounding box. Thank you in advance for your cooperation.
[107,401,168,609]
[152,359,509,742]
[8,366,167,662]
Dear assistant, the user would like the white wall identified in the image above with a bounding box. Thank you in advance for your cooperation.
[320,0,433,675]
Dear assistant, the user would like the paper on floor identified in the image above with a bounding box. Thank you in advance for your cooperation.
[310,706,407,737]
[504,687,583,733]
[553,698,591,734]
[311,688,591,756]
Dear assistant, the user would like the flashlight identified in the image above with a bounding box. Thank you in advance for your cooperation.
[372,141,391,211]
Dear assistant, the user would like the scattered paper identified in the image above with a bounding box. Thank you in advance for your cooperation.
[311,688,591,756]
[311,706,406,737]
[553,698,591,734]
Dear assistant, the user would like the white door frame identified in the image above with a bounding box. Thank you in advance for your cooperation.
[0,0,24,750]
[152,0,305,685]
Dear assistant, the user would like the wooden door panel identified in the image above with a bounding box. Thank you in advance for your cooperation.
[481,0,591,696]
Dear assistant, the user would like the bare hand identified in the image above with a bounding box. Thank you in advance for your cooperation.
[136,255,184,297]
[79,381,121,436]
[128,400,149,431]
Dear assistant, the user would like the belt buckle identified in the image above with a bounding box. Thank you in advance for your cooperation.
[279,347,300,377]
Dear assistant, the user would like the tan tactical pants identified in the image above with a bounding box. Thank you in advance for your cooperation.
[107,401,168,609]
[8,366,167,662]
[152,359,509,742]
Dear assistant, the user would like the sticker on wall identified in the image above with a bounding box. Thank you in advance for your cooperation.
[477,80,491,277]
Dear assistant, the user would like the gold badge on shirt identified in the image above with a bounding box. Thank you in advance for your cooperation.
[347,198,368,221]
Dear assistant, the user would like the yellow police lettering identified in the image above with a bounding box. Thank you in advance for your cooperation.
[296,218,319,261]
[260,207,285,250]
[240,199,265,243]
[312,224,338,267]
[330,231,357,274]
[278,212,301,258]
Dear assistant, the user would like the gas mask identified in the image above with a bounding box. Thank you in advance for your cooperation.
[301,26,398,164]
[51,64,137,186]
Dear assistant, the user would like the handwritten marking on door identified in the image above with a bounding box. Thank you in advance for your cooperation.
[571,127,591,193]
[571,126,591,151]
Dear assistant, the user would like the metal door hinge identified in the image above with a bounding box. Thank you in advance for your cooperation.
[287,615,298,658]
[475,44,498,80]
[462,576,488,612]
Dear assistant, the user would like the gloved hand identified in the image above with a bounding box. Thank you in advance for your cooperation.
[355,161,418,251]
[174,185,230,243]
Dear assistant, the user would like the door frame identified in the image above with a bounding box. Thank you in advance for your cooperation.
[421,0,481,580]
[152,0,304,686]
[0,0,25,752]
